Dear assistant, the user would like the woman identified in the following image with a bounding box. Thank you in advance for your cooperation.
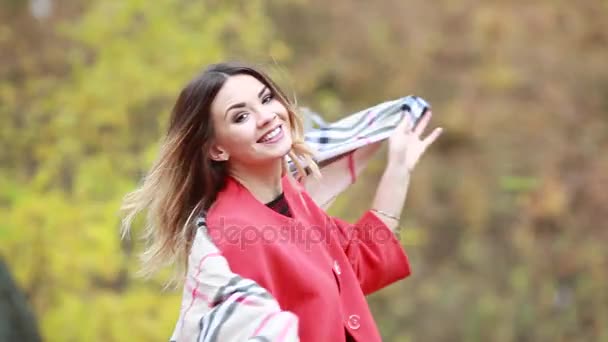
[121,62,443,341]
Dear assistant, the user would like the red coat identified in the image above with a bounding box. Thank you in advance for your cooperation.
[206,175,411,341]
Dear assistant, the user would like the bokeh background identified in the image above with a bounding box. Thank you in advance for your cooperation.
[1,0,607,341]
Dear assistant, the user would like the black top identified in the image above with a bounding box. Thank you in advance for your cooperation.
[265,193,293,218]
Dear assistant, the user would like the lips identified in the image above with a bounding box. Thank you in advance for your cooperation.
[257,125,283,143]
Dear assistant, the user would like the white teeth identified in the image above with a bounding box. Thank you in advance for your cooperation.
[260,126,281,142]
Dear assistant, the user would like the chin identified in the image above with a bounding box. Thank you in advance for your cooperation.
[270,143,293,160]
[253,143,292,164]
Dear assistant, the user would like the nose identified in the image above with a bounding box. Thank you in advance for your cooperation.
[256,109,277,128]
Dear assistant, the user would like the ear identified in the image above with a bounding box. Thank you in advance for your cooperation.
[208,144,230,162]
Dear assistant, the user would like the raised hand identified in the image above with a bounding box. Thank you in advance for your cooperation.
[387,110,443,173]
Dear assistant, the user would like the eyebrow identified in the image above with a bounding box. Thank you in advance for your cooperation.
[223,86,269,120]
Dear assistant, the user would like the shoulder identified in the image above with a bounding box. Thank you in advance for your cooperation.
[203,198,267,259]
[205,197,250,228]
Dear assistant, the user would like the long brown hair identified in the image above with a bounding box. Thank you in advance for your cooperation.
[120,62,319,283]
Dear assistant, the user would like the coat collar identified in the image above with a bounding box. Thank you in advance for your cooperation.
[211,174,306,225]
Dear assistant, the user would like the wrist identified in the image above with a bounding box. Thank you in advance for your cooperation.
[370,208,401,223]
[385,159,413,177]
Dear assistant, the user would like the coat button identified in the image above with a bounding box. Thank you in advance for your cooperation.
[333,260,341,275]
[347,314,361,330]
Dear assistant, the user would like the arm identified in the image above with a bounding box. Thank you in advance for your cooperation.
[370,110,443,230]
[369,161,411,232]
[331,110,443,294]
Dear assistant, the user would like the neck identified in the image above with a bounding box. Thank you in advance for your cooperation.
[229,158,285,204]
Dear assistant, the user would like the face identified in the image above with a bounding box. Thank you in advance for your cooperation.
[209,74,293,167]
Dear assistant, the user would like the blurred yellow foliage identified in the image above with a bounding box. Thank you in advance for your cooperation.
[1,0,607,341]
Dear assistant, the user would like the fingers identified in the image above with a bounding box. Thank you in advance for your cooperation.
[413,110,432,137]
[396,112,415,133]
[423,127,443,148]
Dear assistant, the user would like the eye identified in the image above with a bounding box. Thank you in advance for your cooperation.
[232,112,249,123]
[262,93,274,104]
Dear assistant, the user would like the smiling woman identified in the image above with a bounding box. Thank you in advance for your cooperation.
[120,62,442,341]
[208,74,296,191]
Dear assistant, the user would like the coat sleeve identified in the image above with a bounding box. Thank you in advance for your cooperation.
[170,220,299,342]
[330,210,412,295]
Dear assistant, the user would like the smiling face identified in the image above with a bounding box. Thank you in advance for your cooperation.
[209,74,293,168]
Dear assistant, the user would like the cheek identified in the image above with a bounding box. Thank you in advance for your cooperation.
[285,129,294,146]
[270,101,289,117]
[273,104,292,133]
[218,125,257,153]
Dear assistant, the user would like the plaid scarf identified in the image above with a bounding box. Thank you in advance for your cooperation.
[301,95,429,162]
[169,95,430,342]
